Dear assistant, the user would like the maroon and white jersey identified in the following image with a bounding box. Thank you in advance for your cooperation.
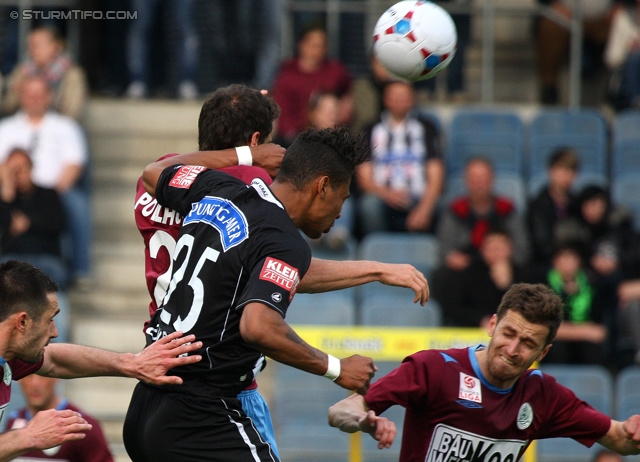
[365,345,611,462]
[133,153,272,325]
[0,357,43,422]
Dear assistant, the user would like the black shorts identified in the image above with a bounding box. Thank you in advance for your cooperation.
[123,382,279,462]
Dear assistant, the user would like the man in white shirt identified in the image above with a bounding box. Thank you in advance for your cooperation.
[0,75,90,284]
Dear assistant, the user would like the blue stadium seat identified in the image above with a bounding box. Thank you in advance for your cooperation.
[443,173,527,213]
[527,109,609,197]
[271,363,351,461]
[359,295,442,327]
[287,291,356,326]
[358,232,440,301]
[536,364,614,462]
[446,109,524,176]
[612,174,640,232]
[612,110,640,178]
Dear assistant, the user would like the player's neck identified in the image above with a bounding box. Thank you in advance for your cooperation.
[269,181,313,227]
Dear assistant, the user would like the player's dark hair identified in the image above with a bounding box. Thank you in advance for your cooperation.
[198,84,281,151]
[275,126,370,190]
[496,283,563,345]
[548,147,580,171]
[0,260,58,323]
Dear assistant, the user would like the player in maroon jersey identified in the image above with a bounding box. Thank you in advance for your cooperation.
[0,260,202,460]
[328,283,640,461]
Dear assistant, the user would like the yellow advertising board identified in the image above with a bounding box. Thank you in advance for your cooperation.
[291,325,490,361]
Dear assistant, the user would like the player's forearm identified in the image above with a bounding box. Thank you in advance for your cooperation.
[40,343,138,379]
[599,419,640,455]
[240,303,330,375]
[298,258,384,293]
[328,394,369,433]
[142,149,238,196]
[0,428,38,461]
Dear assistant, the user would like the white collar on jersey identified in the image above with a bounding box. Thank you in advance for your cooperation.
[251,178,284,210]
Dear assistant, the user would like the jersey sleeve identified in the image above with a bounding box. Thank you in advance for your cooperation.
[235,227,311,317]
[10,357,44,380]
[535,373,612,446]
[365,350,432,416]
[156,165,244,217]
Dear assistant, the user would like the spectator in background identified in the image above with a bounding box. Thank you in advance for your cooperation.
[527,147,580,273]
[271,23,353,147]
[535,0,614,104]
[253,0,283,90]
[4,374,114,461]
[356,80,444,236]
[604,0,640,110]
[554,185,637,362]
[0,148,67,288]
[0,148,70,343]
[126,0,199,99]
[436,156,530,270]
[542,243,610,366]
[0,75,91,286]
[2,27,88,121]
[437,228,532,328]
[350,54,397,134]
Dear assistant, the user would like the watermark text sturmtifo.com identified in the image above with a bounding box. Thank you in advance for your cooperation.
[10,10,137,20]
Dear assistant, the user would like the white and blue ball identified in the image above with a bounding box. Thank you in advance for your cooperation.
[373,0,457,81]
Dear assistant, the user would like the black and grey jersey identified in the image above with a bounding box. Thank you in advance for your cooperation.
[146,165,311,396]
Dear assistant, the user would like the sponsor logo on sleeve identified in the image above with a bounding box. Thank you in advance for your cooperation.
[426,424,527,462]
[259,257,300,300]
[169,165,207,189]
[459,372,482,403]
[184,196,249,251]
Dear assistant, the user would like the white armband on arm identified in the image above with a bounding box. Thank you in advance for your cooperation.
[235,146,253,166]
[324,354,341,381]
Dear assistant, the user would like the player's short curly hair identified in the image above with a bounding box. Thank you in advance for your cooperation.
[0,260,58,323]
[496,283,564,345]
[198,84,281,151]
[276,125,370,190]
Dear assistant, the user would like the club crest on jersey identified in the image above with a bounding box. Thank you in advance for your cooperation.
[517,402,533,430]
[458,372,482,403]
[169,165,207,188]
[184,196,249,251]
[260,257,300,299]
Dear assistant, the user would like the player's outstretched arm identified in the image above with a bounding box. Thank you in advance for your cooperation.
[299,258,429,305]
[142,144,286,196]
[38,331,203,385]
[0,408,92,462]
[328,394,397,449]
[598,416,640,455]
[240,302,376,394]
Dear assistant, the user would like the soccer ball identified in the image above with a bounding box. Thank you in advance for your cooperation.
[373,0,457,81]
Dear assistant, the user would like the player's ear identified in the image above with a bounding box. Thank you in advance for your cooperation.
[316,176,330,198]
[249,131,261,147]
[536,343,552,362]
[487,314,498,337]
